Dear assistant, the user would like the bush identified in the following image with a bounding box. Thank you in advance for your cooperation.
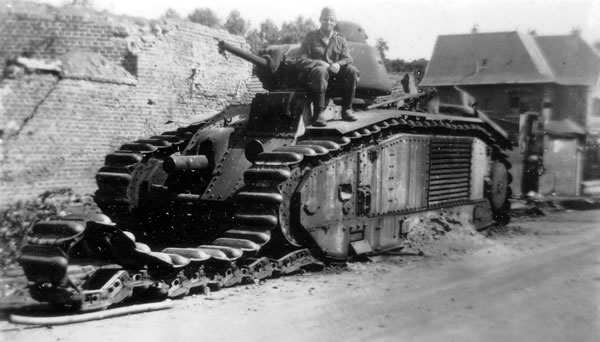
[0,189,98,271]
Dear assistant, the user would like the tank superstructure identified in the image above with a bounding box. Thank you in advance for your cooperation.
[18,22,513,313]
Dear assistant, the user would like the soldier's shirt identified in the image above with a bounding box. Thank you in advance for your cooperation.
[297,30,353,69]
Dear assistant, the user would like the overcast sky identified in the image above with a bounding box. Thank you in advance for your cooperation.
[34,0,600,60]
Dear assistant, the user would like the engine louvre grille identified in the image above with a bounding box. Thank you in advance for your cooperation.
[428,138,472,205]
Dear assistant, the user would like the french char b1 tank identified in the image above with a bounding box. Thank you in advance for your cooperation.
[18,22,513,312]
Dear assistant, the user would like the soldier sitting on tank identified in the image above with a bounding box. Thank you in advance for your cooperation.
[297,7,359,127]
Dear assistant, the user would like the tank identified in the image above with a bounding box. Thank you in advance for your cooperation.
[18,22,513,312]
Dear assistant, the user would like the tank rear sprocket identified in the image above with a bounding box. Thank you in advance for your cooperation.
[487,149,512,225]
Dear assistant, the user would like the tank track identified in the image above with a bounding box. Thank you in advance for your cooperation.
[19,114,512,312]
[94,125,198,226]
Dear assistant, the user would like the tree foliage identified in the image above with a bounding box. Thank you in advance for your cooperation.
[245,17,317,53]
[188,8,221,28]
[385,58,429,82]
[162,8,181,19]
[260,19,280,44]
[279,16,317,44]
[245,19,282,53]
[246,28,263,53]
[224,10,250,36]
[70,0,95,7]
[184,8,320,52]
[373,37,428,80]
[375,38,390,60]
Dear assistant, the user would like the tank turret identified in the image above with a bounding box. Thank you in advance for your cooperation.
[219,21,392,101]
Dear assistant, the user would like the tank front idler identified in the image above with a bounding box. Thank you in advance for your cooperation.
[163,155,210,173]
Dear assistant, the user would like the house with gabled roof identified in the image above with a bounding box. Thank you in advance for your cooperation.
[421,31,600,197]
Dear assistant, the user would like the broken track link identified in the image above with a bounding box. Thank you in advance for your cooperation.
[20,214,324,311]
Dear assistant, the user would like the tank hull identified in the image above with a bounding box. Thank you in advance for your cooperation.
[18,89,512,312]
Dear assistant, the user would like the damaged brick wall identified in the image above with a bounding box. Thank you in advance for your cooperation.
[0,2,253,204]
[0,3,130,71]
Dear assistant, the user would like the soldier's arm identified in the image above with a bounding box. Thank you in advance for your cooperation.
[297,33,319,69]
[336,37,352,66]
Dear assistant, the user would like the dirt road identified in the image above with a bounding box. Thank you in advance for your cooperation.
[2,209,599,341]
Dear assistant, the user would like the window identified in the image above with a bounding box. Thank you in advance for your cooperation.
[509,94,531,112]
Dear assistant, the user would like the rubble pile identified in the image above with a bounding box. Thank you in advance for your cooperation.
[400,213,492,257]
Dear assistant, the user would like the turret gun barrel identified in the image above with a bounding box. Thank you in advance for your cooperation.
[218,40,268,68]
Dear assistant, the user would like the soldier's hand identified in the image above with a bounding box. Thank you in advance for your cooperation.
[329,63,341,74]
[317,60,330,68]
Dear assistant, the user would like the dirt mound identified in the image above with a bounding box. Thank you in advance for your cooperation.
[399,214,493,258]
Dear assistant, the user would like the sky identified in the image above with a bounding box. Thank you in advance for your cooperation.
[33,0,600,60]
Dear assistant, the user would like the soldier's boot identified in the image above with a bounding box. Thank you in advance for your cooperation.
[313,110,327,127]
[342,108,357,122]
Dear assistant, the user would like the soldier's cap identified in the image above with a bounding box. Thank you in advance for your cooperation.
[320,7,336,20]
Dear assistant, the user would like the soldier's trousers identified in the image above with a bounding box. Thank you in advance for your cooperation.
[306,64,359,112]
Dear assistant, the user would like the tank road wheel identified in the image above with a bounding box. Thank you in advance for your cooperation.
[487,160,511,225]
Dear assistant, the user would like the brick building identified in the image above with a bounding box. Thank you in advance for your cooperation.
[421,31,600,196]
[0,1,253,205]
